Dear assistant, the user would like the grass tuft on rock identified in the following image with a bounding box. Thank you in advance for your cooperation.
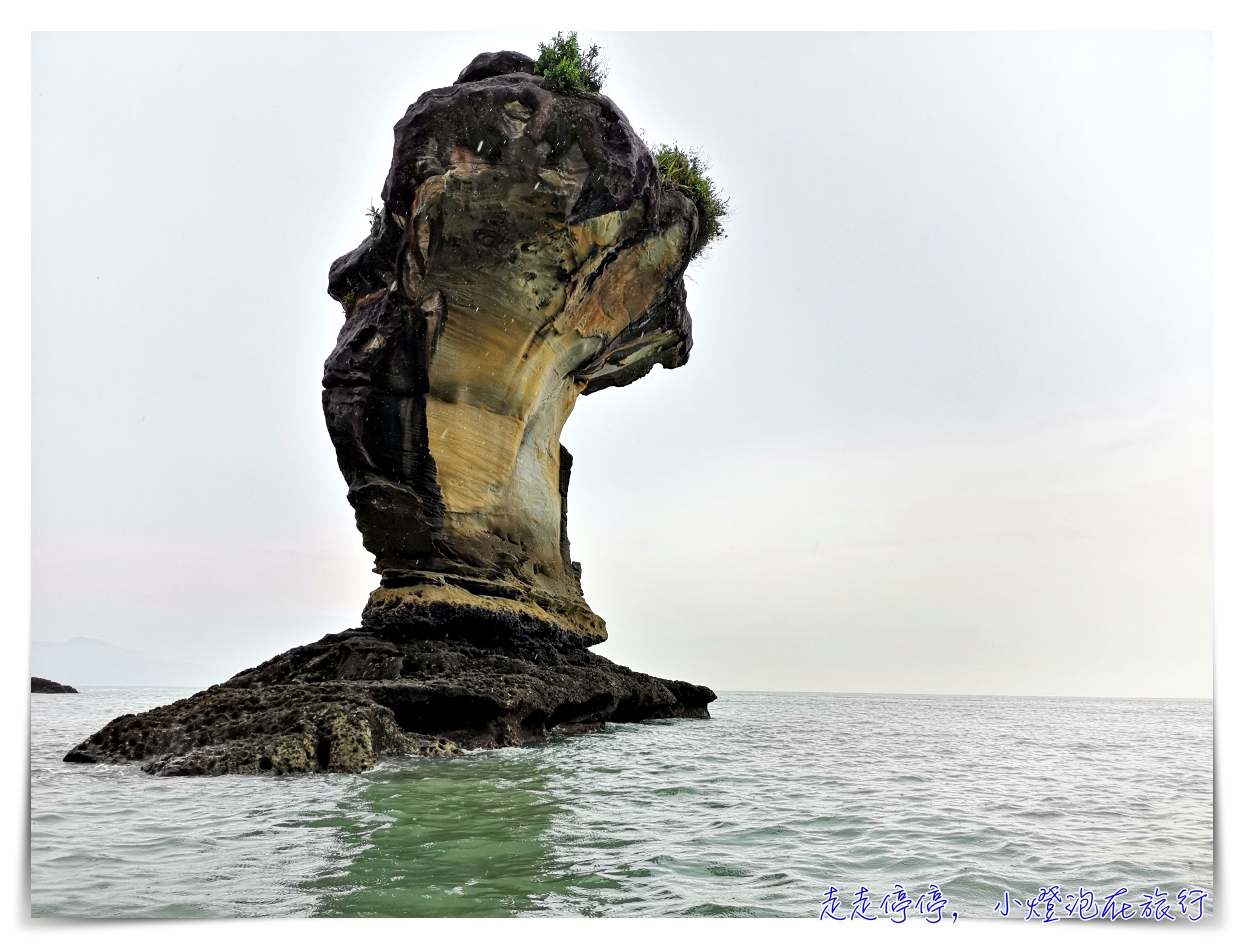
[652,144,729,260]
[534,32,606,94]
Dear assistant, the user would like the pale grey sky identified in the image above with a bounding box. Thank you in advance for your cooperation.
[31,32,1212,696]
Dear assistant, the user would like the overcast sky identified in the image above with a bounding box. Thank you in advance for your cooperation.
[31,31,1212,697]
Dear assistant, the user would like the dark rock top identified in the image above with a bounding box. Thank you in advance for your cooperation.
[455,50,536,85]
[32,677,78,694]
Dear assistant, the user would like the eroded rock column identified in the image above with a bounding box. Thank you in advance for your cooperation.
[323,53,698,645]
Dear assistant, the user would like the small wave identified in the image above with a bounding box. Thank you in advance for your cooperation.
[31,689,1213,918]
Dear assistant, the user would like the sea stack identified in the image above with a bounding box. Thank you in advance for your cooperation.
[64,51,714,776]
[325,50,693,645]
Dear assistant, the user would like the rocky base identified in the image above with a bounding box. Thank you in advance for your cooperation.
[63,628,715,776]
[33,677,78,694]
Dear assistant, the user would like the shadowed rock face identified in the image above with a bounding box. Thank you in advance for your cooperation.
[323,64,697,645]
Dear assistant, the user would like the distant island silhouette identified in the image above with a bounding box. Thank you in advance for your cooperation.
[32,677,77,694]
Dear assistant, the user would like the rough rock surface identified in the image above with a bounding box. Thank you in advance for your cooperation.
[323,56,698,643]
[62,53,714,776]
[455,50,536,85]
[33,677,78,694]
[64,629,715,775]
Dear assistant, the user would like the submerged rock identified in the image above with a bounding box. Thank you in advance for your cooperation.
[64,50,714,775]
[32,677,78,694]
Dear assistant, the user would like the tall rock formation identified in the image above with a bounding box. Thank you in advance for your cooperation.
[63,53,714,776]
[323,51,696,645]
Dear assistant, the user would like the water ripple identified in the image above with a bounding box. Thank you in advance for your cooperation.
[31,689,1212,918]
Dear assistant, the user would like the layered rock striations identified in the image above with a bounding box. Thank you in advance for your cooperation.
[324,51,695,644]
[64,52,713,776]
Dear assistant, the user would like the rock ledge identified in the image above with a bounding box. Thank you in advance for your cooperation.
[64,627,714,776]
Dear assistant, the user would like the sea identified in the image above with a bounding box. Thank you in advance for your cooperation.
[30,688,1213,920]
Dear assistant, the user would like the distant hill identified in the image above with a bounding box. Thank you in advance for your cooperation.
[30,637,220,687]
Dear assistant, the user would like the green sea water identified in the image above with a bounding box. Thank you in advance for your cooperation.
[309,752,584,916]
[31,688,1214,919]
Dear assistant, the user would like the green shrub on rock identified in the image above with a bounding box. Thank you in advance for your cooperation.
[530,34,727,261]
[652,144,729,260]
[534,32,607,94]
